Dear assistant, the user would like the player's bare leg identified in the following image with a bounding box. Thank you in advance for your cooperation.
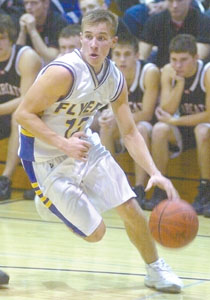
[115,198,183,293]
[115,198,158,263]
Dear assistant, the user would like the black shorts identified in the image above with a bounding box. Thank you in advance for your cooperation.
[179,126,196,151]
[0,115,11,140]
[169,126,196,153]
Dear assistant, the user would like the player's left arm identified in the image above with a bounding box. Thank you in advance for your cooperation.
[133,65,160,123]
[169,68,210,126]
[111,82,178,200]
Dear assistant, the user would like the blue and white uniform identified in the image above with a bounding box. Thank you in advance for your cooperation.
[19,49,135,236]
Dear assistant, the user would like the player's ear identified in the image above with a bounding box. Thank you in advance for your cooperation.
[111,36,118,49]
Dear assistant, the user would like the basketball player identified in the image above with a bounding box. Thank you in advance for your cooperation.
[58,24,81,56]
[146,34,210,213]
[15,9,183,293]
[0,14,42,200]
[99,33,160,208]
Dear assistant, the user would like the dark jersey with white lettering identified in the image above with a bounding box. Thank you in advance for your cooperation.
[128,59,158,124]
[0,44,29,104]
[178,60,210,116]
[0,44,29,139]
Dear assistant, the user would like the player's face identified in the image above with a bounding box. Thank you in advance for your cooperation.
[170,52,198,77]
[23,0,48,19]
[80,22,117,73]
[112,44,138,76]
[167,0,191,21]
[0,32,12,61]
[59,36,81,55]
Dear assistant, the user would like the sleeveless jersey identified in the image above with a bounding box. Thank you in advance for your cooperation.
[128,60,156,112]
[0,44,30,104]
[176,60,210,116]
[19,49,124,162]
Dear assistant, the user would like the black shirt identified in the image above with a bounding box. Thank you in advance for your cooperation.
[26,10,68,48]
[140,8,210,67]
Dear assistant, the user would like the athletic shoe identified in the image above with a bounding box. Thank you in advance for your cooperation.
[133,185,146,209]
[23,189,35,200]
[0,270,9,285]
[144,187,167,211]
[192,180,210,215]
[0,176,11,200]
[145,258,183,293]
[203,201,210,218]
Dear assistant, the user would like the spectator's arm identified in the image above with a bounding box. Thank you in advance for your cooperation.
[28,29,59,63]
[19,47,42,96]
[159,64,184,114]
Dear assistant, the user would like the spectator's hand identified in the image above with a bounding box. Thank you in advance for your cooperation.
[163,64,185,83]
[98,108,115,128]
[19,16,27,33]
[145,173,179,201]
[155,106,174,123]
[61,131,91,162]
[20,14,37,33]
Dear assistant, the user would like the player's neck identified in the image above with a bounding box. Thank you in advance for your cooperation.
[125,65,136,88]
[185,61,198,78]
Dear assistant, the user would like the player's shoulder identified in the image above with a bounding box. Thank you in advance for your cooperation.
[19,46,41,62]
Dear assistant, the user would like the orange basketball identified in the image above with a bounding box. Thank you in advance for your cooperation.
[149,199,199,248]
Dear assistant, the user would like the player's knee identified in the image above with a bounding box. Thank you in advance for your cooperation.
[194,124,210,142]
[118,198,144,221]
[136,124,148,139]
[152,122,170,140]
[84,221,106,243]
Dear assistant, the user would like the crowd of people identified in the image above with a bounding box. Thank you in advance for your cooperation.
[0,0,210,288]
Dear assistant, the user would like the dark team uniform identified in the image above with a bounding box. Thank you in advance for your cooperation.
[128,59,157,124]
[175,60,210,150]
[0,44,29,139]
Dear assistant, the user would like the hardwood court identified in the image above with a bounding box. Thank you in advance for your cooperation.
[0,192,210,300]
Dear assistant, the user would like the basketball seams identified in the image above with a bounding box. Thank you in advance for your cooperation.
[149,199,199,248]
[157,200,171,246]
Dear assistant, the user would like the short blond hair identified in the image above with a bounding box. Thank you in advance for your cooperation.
[81,9,118,36]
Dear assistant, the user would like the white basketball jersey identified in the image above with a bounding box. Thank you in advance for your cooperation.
[19,49,124,162]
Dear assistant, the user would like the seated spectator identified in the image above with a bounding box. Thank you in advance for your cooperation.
[58,24,81,55]
[78,0,131,36]
[0,14,42,200]
[122,1,168,38]
[146,34,210,215]
[122,0,205,39]
[50,0,81,24]
[0,0,24,29]
[139,0,210,68]
[103,0,139,17]
[16,0,68,64]
[99,33,160,207]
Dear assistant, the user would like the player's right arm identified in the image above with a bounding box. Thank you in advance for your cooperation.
[160,64,185,114]
[15,66,91,161]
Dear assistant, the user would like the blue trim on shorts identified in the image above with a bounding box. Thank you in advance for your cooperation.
[21,159,87,237]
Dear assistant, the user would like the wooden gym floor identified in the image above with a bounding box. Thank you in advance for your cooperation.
[0,138,210,299]
[0,191,210,300]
